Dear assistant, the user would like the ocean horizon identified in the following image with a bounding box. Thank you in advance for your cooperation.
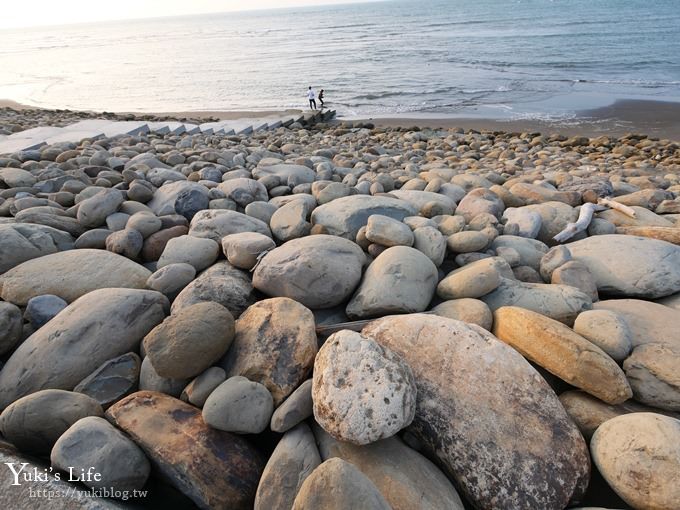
[2,0,680,121]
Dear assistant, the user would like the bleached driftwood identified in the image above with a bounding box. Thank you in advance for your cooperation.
[598,197,637,218]
[553,202,600,243]
[553,195,640,243]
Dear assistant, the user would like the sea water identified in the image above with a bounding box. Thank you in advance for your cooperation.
[1,0,679,119]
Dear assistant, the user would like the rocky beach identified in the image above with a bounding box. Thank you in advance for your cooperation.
[1,102,680,510]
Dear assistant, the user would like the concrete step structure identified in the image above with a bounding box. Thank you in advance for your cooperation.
[0,111,336,156]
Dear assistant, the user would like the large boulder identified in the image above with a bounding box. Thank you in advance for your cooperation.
[591,413,680,510]
[594,299,680,349]
[147,181,209,216]
[220,298,317,406]
[312,330,416,445]
[313,425,464,510]
[0,288,168,409]
[77,189,124,228]
[51,416,150,493]
[171,261,256,318]
[0,223,73,274]
[253,235,365,309]
[254,424,321,510]
[493,307,632,404]
[362,314,590,510]
[566,235,680,299]
[311,195,417,239]
[107,391,263,510]
[292,458,391,510]
[481,277,592,325]
[188,209,272,242]
[0,390,103,454]
[144,302,235,379]
[0,249,151,305]
[346,246,437,319]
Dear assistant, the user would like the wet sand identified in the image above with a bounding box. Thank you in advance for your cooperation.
[349,99,680,141]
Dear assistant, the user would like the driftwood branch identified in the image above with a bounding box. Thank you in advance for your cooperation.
[553,202,599,243]
[598,197,637,218]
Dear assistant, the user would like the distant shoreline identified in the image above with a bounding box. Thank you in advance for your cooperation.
[3,97,680,141]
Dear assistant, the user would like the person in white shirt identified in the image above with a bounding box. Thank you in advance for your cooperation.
[307,86,317,110]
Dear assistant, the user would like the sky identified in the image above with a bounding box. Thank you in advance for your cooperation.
[0,0,379,29]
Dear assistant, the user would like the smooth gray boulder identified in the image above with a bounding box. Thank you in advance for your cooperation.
[0,223,74,274]
[292,458,391,510]
[0,389,103,454]
[188,209,272,242]
[203,376,274,434]
[51,416,150,493]
[0,249,151,305]
[481,277,592,325]
[181,367,226,407]
[73,352,141,408]
[270,379,313,433]
[0,302,22,355]
[157,234,219,272]
[218,178,268,207]
[346,246,437,319]
[311,195,417,239]
[362,314,590,510]
[566,235,680,299]
[253,235,365,309]
[24,294,68,328]
[77,189,124,228]
[0,288,168,409]
[147,181,209,216]
[171,261,256,318]
[313,425,465,510]
[254,424,321,510]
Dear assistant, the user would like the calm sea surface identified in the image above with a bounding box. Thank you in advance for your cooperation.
[1,0,680,119]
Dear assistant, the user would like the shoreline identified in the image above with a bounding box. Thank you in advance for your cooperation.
[3,97,680,141]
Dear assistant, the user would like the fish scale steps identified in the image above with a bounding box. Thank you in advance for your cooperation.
[0,110,334,156]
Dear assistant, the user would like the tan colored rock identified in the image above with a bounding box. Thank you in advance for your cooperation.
[0,249,150,305]
[615,225,680,245]
[107,391,263,510]
[292,458,391,510]
[597,206,674,227]
[591,413,680,510]
[430,298,493,330]
[492,307,632,404]
[254,423,321,510]
[623,343,680,411]
[594,299,680,349]
[573,310,632,362]
[143,302,234,379]
[221,298,317,406]
[436,258,501,300]
[559,390,680,440]
[313,425,464,510]
[362,314,590,510]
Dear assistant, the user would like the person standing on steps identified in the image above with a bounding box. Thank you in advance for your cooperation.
[307,86,317,110]
[318,89,325,108]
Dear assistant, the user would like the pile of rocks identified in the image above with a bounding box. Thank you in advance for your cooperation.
[0,105,216,135]
[0,113,679,509]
